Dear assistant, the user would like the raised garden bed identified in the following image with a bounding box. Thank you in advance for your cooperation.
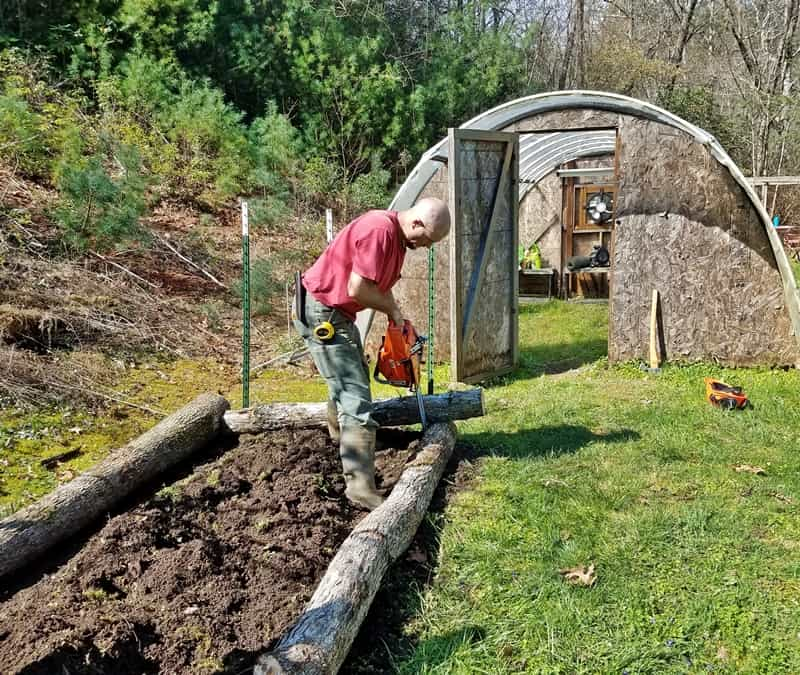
[0,426,421,674]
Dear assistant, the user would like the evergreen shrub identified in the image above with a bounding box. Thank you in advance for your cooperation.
[345,158,391,213]
[232,259,283,316]
[53,141,148,251]
[246,102,302,229]
[168,82,249,208]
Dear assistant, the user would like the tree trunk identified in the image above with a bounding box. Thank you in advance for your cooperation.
[575,0,585,88]
[223,389,485,434]
[0,393,229,580]
[558,4,576,90]
[255,422,458,675]
[666,0,700,94]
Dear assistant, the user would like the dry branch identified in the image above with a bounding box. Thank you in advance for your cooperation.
[255,422,458,675]
[0,393,229,580]
[155,234,226,288]
[224,388,484,434]
[90,251,160,289]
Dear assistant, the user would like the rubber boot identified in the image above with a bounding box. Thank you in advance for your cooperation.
[339,426,384,511]
[326,398,340,444]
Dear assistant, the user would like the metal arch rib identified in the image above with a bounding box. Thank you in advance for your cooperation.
[518,131,616,197]
[389,90,717,211]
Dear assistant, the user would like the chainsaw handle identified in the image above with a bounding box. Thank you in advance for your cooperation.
[388,318,413,335]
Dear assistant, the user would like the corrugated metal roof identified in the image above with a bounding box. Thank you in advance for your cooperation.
[518,131,616,196]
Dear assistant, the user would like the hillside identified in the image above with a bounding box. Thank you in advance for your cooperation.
[1,158,324,404]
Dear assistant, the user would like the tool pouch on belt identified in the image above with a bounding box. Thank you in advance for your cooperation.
[294,271,307,326]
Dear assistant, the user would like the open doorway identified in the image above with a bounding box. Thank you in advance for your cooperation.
[516,129,617,303]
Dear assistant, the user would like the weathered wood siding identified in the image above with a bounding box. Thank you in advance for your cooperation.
[611,117,798,365]
[449,134,517,381]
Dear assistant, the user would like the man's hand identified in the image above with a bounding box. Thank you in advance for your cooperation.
[348,272,403,324]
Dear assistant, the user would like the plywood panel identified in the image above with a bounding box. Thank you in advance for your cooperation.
[519,172,561,269]
[450,129,518,382]
[611,117,798,365]
[506,109,619,132]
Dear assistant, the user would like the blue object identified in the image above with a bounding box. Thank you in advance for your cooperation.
[773,215,780,227]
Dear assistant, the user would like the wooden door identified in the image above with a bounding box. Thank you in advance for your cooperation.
[448,128,519,383]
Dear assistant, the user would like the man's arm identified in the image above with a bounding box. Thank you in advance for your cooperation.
[347,272,404,325]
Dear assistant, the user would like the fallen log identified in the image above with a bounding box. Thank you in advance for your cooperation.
[224,388,484,434]
[255,421,458,675]
[0,392,229,580]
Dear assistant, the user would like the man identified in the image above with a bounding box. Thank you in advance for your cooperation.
[294,198,451,510]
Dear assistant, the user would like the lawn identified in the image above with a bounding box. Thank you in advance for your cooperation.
[396,300,800,674]
[3,300,799,674]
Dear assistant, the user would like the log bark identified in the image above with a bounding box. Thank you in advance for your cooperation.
[255,422,458,675]
[0,392,229,580]
[224,388,484,434]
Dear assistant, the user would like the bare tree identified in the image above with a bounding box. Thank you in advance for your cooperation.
[722,0,800,174]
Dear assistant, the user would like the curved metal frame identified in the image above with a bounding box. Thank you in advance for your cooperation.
[387,90,800,343]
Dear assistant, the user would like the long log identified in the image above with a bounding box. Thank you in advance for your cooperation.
[255,422,458,675]
[224,388,483,434]
[0,392,229,580]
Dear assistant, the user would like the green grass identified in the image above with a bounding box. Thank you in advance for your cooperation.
[790,254,800,287]
[396,300,800,674]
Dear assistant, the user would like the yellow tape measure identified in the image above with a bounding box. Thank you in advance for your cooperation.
[314,321,335,341]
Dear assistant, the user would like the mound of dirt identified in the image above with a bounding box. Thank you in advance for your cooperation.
[0,427,421,674]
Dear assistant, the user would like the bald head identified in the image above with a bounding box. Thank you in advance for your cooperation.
[399,197,451,249]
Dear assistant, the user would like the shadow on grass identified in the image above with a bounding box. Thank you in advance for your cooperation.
[393,625,487,673]
[342,426,637,674]
[460,424,640,460]
[482,337,608,386]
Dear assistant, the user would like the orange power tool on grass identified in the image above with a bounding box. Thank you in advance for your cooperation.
[374,320,428,428]
[705,377,749,410]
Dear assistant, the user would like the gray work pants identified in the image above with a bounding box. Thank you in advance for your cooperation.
[293,293,376,430]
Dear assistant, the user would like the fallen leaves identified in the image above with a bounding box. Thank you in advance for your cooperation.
[559,563,597,587]
[734,464,766,475]
[541,478,569,488]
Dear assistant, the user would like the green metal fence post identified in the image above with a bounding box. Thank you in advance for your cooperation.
[241,200,250,408]
[427,245,435,395]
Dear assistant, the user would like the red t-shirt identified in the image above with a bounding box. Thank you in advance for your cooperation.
[303,210,406,320]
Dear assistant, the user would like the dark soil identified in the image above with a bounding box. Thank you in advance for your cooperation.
[0,427,421,674]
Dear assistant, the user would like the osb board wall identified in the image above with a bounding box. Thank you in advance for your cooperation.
[519,172,561,269]
[505,109,618,132]
[612,116,798,365]
[451,137,516,379]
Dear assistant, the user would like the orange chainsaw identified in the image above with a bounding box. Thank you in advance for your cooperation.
[374,320,428,427]
[705,377,749,410]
